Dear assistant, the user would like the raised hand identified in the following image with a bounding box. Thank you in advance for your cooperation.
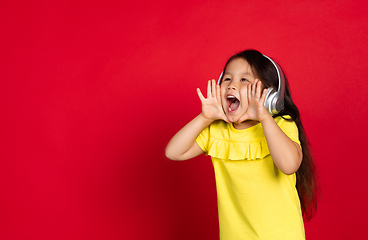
[238,79,269,123]
[197,79,229,123]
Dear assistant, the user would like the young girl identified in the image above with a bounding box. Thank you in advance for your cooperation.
[165,49,318,240]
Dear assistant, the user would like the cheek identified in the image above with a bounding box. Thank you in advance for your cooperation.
[240,89,249,103]
[220,87,227,97]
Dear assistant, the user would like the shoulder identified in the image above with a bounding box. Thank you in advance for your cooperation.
[274,115,298,128]
[200,120,231,141]
[208,120,229,131]
[274,115,300,145]
[274,115,292,123]
[195,120,230,155]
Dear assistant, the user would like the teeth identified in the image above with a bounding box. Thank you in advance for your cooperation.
[229,107,231,111]
[227,96,235,99]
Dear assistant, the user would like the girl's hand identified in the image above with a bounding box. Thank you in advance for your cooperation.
[197,79,229,123]
[238,79,270,123]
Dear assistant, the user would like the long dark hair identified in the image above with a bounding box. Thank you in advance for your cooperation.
[220,49,319,221]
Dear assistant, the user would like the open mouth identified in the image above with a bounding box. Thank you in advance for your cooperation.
[227,95,240,112]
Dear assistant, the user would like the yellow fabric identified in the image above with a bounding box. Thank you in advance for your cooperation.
[196,116,305,240]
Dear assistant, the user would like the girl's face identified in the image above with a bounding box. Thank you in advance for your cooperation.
[220,58,261,123]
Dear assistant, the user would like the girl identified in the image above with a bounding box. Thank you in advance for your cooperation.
[165,49,318,240]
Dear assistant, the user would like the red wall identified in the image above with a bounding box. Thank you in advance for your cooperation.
[1,0,367,239]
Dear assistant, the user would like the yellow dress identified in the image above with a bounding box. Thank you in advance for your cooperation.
[196,116,305,240]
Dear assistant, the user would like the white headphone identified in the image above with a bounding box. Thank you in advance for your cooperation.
[217,54,285,115]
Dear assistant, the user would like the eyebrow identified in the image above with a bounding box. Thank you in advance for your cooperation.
[224,72,253,76]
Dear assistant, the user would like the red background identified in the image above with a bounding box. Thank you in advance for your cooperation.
[1,0,367,239]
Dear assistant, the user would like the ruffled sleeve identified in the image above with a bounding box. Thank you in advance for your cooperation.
[196,120,271,161]
[206,137,270,160]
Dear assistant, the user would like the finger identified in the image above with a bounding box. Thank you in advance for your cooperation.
[211,79,217,98]
[252,79,257,97]
[207,80,212,98]
[248,81,252,99]
[255,80,262,98]
[260,88,267,103]
[197,88,205,102]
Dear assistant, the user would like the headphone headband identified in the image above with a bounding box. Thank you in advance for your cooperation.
[262,55,285,99]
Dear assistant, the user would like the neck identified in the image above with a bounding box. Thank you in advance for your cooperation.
[233,120,259,130]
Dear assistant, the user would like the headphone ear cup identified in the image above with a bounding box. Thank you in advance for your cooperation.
[264,87,276,114]
[275,96,284,114]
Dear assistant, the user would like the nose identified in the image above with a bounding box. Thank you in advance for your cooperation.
[227,82,237,90]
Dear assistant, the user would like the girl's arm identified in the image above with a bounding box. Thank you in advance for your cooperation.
[260,114,302,175]
[165,114,212,160]
[165,80,229,161]
[238,80,302,175]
